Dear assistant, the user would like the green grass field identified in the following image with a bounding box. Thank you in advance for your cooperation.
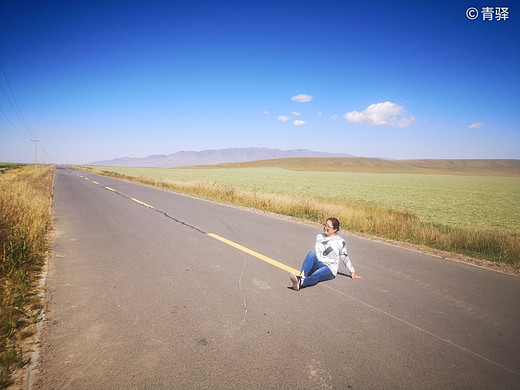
[88,165,520,235]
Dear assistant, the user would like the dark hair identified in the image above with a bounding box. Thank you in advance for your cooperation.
[327,217,340,232]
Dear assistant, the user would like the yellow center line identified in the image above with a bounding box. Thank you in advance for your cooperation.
[92,180,99,184]
[131,198,154,209]
[208,233,299,274]
[100,183,293,274]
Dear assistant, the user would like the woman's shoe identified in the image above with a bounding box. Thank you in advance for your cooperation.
[290,273,300,291]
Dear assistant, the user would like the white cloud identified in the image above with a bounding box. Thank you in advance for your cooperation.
[331,114,338,120]
[469,122,485,129]
[291,94,313,103]
[277,115,290,122]
[317,112,322,116]
[293,120,306,126]
[263,110,269,115]
[292,111,301,116]
[344,102,415,128]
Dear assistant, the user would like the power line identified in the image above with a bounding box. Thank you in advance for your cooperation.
[41,149,55,165]
[31,136,39,170]
[0,63,32,138]
[0,64,51,165]
[0,105,28,139]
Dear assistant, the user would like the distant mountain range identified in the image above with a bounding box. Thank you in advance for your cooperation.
[89,147,355,168]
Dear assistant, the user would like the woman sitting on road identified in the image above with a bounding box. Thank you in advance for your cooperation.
[290,217,361,291]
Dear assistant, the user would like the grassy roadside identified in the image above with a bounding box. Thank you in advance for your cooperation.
[78,166,519,271]
[0,164,55,388]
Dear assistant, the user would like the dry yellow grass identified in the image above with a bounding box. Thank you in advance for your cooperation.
[0,164,54,388]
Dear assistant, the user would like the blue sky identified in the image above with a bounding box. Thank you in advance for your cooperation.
[1,0,519,164]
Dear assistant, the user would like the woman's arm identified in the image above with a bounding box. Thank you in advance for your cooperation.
[339,240,362,279]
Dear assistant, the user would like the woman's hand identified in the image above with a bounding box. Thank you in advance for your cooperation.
[351,273,362,279]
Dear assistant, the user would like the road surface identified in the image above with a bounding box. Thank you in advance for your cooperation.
[33,166,520,389]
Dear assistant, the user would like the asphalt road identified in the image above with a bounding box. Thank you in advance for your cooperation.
[33,166,520,389]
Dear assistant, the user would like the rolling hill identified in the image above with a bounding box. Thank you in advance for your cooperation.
[192,157,520,176]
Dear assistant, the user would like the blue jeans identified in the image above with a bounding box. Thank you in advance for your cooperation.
[301,252,335,287]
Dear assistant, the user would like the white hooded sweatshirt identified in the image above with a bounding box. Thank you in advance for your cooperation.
[315,233,355,276]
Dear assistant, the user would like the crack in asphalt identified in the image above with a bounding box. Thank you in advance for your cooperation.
[103,185,207,234]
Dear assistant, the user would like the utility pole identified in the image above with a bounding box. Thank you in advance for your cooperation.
[31,136,39,171]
